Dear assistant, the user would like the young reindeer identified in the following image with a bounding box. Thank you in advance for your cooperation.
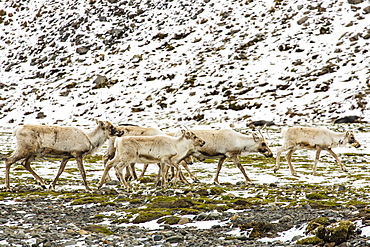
[97,129,205,190]
[181,128,273,185]
[273,126,361,175]
[104,125,197,184]
[5,120,121,191]
[103,124,166,181]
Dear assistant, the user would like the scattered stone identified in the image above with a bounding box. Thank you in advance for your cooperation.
[178,217,190,225]
[165,235,184,243]
[76,46,90,55]
[297,16,309,25]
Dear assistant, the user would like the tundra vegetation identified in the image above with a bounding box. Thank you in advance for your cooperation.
[0,124,370,246]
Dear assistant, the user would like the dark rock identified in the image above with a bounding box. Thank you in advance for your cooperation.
[36,112,46,119]
[76,46,90,55]
[248,120,275,127]
[316,220,356,244]
[363,6,370,14]
[297,16,309,25]
[334,115,361,124]
[153,235,162,241]
[165,235,184,243]
[348,0,364,4]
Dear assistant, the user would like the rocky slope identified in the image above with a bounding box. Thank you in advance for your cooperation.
[0,0,369,128]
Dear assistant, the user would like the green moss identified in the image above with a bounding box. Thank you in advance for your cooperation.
[306,192,329,200]
[345,200,369,207]
[71,196,109,205]
[210,187,225,195]
[129,199,143,204]
[137,176,153,183]
[296,236,324,245]
[83,225,114,235]
[306,217,330,232]
[64,168,80,173]
[84,154,103,163]
[316,220,356,244]
[178,208,201,215]
[91,214,106,219]
[132,210,170,223]
[112,218,130,224]
[157,216,181,225]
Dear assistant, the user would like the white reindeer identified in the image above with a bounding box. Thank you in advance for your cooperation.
[104,125,196,183]
[103,124,165,181]
[183,129,273,185]
[273,126,361,175]
[97,129,205,190]
[4,120,121,191]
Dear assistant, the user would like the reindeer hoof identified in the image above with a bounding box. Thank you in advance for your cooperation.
[213,182,222,187]
[5,187,13,192]
[41,185,47,190]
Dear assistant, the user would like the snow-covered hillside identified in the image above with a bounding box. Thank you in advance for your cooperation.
[0,0,369,129]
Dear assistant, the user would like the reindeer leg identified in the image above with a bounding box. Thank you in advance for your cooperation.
[103,153,114,182]
[20,155,49,189]
[5,153,37,191]
[286,149,297,176]
[98,158,116,189]
[103,138,116,182]
[115,163,131,191]
[181,161,199,182]
[49,158,70,190]
[327,148,346,172]
[75,156,91,191]
[178,168,190,184]
[213,157,227,185]
[169,161,185,185]
[139,164,149,179]
[232,156,252,184]
[161,161,172,188]
[155,163,162,187]
[4,159,13,191]
[273,147,285,173]
[313,149,322,175]
[130,163,138,180]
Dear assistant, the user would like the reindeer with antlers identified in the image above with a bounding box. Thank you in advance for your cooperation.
[174,126,273,185]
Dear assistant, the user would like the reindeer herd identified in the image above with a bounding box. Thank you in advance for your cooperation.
[3,120,361,191]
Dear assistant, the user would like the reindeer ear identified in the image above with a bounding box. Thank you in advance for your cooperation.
[252,133,260,142]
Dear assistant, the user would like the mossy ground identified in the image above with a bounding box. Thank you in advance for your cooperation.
[0,126,369,238]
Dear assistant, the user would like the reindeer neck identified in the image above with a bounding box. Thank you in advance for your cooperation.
[238,135,260,152]
[86,125,108,153]
[331,131,347,146]
[174,135,194,160]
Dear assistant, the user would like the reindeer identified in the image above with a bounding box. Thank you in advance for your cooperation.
[104,125,196,183]
[4,120,121,191]
[273,126,361,175]
[180,129,273,185]
[97,129,205,190]
[103,124,165,181]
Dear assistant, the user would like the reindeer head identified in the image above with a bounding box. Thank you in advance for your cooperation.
[252,133,273,158]
[181,129,206,147]
[96,120,125,137]
[345,131,361,148]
